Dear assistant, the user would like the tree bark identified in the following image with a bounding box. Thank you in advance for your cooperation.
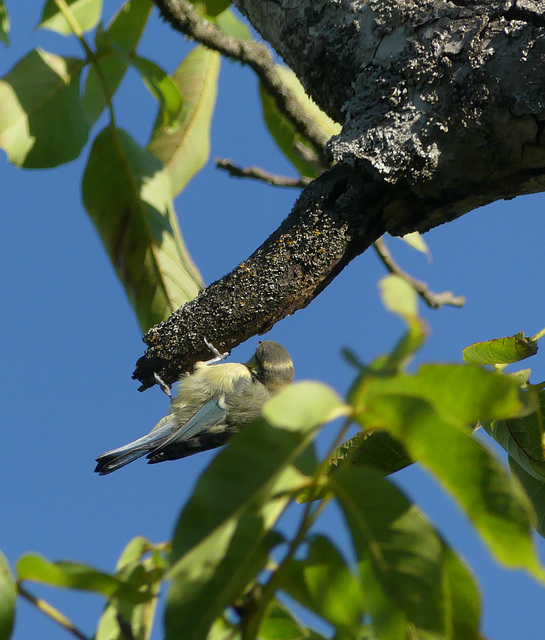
[134,0,545,389]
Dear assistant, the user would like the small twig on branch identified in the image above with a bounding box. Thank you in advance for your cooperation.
[373,237,465,309]
[18,584,91,640]
[216,158,312,188]
[153,0,329,164]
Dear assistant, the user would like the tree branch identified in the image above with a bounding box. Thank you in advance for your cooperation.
[216,158,312,188]
[373,237,465,309]
[18,585,91,640]
[152,0,329,163]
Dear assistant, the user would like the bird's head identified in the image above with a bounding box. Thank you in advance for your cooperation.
[246,341,294,392]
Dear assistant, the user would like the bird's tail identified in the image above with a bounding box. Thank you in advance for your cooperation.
[94,416,176,475]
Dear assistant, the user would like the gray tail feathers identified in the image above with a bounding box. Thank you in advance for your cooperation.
[94,417,175,475]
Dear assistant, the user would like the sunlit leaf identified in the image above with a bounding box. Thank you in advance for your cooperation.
[84,0,152,125]
[263,382,346,431]
[463,332,538,366]
[148,45,220,198]
[17,554,148,602]
[215,8,250,39]
[0,551,15,640]
[379,274,418,319]
[82,126,203,331]
[332,466,481,639]
[398,231,431,259]
[38,0,103,34]
[189,0,230,17]
[259,65,339,178]
[0,49,88,167]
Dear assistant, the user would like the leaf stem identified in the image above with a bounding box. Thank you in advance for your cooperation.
[18,584,91,640]
[52,0,117,126]
[373,237,465,309]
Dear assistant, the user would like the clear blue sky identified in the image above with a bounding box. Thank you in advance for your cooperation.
[2,2,545,638]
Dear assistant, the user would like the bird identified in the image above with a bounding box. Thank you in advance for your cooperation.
[94,341,294,475]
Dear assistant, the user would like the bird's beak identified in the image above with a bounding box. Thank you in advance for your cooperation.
[245,354,258,373]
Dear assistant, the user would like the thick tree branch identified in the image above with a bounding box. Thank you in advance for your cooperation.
[152,0,329,162]
[134,1,545,389]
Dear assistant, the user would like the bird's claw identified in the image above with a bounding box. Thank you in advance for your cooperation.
[153,372,173,399]
[202,337,229,365]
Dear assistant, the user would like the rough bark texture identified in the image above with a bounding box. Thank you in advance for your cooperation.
[134,0,545,389]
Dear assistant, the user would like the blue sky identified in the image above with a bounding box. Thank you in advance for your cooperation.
[2,2,545,638]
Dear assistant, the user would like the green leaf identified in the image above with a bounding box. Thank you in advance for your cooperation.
[283,535,365,635]
[0,49,88,168]
[509,455,545,538]
[83,0,152,125]
[17,554,148,602]
[483,389,545,480]
[147,45,220,198]
[39,0,103,35]
[215,8,251,39]
[82,126,203,331]
[328,430,412,477]
[379,274,418,319]
[165,394,325,640]
[96,537,164,640]
[114,53,185,129]
[463,332,538,366]
[0,1,9,45]
[261,600,323,640]
[332,466,481,640]
[360,395,544,579]
[189,0,230,17]
[398,231,431,259]
[263,382,346,431]
[356,364,526,428]
[0,551,15,640]
[259,65,339,178]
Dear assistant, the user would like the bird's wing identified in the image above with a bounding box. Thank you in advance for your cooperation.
[94,416,176,475]
[147,397,227,459]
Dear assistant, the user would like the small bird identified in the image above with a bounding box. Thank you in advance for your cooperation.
[94,341,294,475]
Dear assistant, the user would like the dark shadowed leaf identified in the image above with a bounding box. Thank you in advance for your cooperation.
[509,456,545,538]
[0,551,15,640]
[332,466,481,640]
[0,49,88,167]
[283,534,365,635]
[0,0,9,45]
[82,126,202,331]
[483,389,545,480]
[359,395,543,578]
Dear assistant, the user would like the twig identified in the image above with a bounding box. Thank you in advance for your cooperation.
[373,237,465,309]
[153,0,329,164]
[18,584,91,640]
[216,158,312,188]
